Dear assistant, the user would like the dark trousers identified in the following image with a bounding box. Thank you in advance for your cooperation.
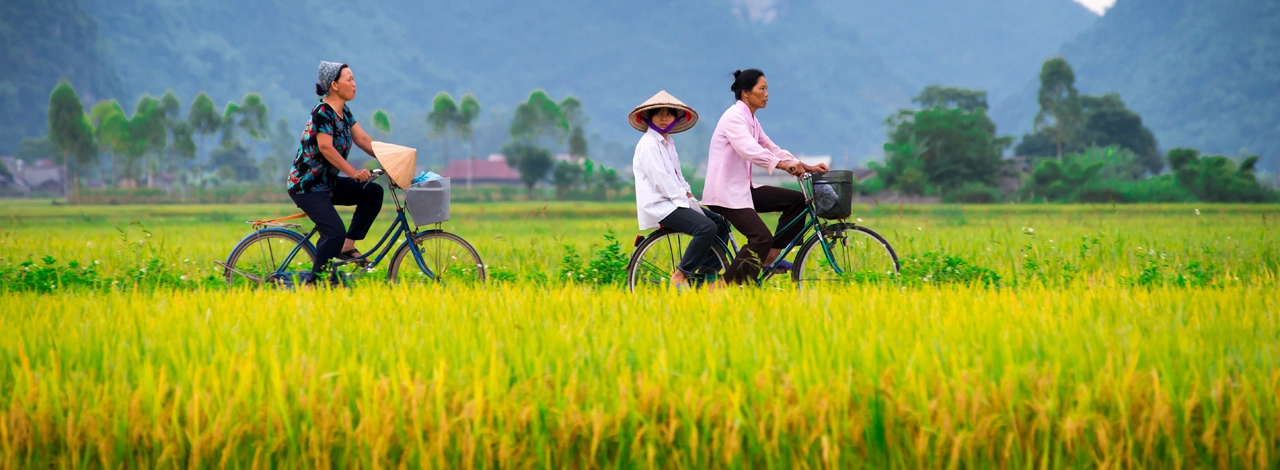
[659,206,731,276]
[289,177,384,274]
[707,185,807,284]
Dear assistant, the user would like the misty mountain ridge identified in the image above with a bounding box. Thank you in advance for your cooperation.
[8,0,1163,171]
[995,0,1280,170]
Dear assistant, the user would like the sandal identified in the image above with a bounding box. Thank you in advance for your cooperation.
[769,260,793,274]
[336,249,364,261]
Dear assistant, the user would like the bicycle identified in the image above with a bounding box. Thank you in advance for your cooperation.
[626,170,899,291]
[218,168,486,287]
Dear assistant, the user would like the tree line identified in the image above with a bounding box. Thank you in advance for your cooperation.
[427,89,626,200]
[866,57,1275,203]
[42,80,314,196]
[41,79,629,201]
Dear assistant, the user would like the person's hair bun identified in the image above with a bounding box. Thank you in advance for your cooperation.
[732,70,742,79]
[315,83,326,96]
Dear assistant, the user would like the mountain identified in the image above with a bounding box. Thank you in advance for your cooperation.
[75,0,911,167]
[995,0,1280,170]
[813,0,1098,105]
[1,0,123,154]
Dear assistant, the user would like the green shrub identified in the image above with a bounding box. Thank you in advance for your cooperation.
[943,183,1003,203]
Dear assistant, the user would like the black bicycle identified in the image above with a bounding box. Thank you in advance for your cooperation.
[626,171,899,291]
[219,169,485,287]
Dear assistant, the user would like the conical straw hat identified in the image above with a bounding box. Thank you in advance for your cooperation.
[628,90,698,134]
[371,141,417,189]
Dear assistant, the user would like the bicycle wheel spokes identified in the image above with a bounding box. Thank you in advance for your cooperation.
[794,224,899,288]
[224,231,315,287]
[389,232,485,285]
[627,230,728,292]
[631,232,685,291]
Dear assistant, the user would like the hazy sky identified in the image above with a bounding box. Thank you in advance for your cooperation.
[1073,0,1116,15]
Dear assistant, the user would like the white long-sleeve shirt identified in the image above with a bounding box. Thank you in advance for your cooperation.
[632,128,695,230]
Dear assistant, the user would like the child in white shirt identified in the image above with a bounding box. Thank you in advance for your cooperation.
[630,91,730,287]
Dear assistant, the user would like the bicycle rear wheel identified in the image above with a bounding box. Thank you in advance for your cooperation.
[793,223,899,289]
[223,229,316,286]
[387,231,486,285]
[627,228,730,292]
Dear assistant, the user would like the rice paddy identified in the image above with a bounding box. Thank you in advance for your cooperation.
[2,200,1278,467]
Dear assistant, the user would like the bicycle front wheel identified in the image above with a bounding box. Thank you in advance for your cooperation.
[793,223,899,289]
[387,231,486,285]
[627,228,729,292]
[223,229,316,286]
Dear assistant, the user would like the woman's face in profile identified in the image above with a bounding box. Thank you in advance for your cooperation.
[742,76,768,109]
[331,68,357,100]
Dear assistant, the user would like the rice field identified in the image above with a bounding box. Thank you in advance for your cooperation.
[2,200,1278,467]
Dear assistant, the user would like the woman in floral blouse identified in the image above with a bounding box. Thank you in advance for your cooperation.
[286,61,382,286]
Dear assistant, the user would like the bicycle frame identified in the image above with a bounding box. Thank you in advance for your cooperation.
[254,180,443,281]
[700,174,849,285]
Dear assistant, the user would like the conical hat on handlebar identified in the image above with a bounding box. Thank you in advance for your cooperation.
[371,141,416,189]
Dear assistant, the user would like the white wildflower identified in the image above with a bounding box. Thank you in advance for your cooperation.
[856,218,863,223]
[1194,208,1200,216]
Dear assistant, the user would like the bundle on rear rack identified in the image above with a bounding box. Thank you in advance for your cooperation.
[404,177,451,226]
[811,170,854,220]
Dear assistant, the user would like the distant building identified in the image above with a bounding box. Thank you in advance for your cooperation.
[0,157,64,195]
[1001,156,1033,194]
[438,154,523,186]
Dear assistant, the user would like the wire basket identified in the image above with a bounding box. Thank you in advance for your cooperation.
[811,170,854,220]
[404,178,451,225]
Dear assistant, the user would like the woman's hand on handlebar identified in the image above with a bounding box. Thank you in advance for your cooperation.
[804,162,830,174]
[776,160,803,176]
[350,168,373,182]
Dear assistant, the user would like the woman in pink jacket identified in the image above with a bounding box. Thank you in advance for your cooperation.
[702,69,828,285]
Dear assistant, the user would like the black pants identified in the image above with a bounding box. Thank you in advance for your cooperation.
[659,206,731,276]
[289,177,384,274]
[707,185,807,284]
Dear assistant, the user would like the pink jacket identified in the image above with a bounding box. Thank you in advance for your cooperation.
[700,100,798,209]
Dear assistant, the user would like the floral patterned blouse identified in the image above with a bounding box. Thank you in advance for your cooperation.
[287,101,356,194]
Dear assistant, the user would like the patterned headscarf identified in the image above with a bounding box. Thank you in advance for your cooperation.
[316,61,345,96]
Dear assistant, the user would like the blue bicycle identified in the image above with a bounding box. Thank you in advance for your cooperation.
[219,169,485,287]
[626,171,899,291]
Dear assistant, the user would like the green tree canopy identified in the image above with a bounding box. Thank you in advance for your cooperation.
[189,92,221,162]
[510,90,570,143]
[912,85,988,112]
[881,97,1011,193]
[1079,93,1161,174]
[1168,148,1274,202]
[47,80,97,193]
[457,94,481,144]
[501,141,554,197]
[1034,57,1083,158]
[428,92,460,163]
[552,160,584,199]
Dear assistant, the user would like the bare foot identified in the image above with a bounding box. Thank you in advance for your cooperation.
[670,270,688,287]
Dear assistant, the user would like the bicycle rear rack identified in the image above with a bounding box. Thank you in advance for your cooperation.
[249,221,303,229]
